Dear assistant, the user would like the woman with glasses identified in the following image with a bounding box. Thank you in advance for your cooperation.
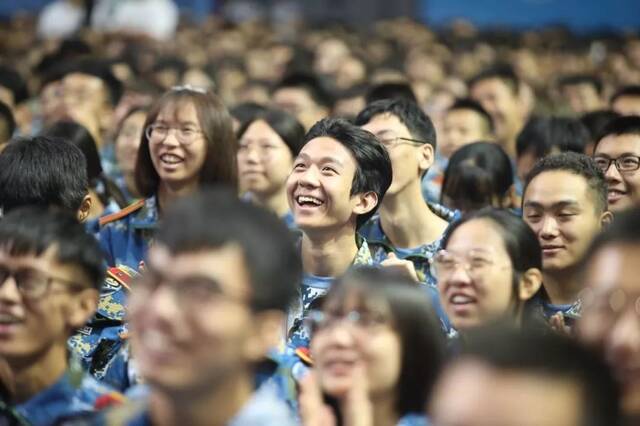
[434,208,546,333]
[237,109,305,229]
[299,266,445,426]
[98,86,237,268]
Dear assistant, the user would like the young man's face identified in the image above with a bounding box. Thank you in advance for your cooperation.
[360,112,431,196]
[470,78,523,149]
[272,87,326,130]
[62,73,111,122]
[0,247,96,363]
[430,360,583,426]
[578,243,640,415]
[523,171,607,273]
[286,136,362,232]
[562,83,603,114]
[594,134,640,212]
[442,109,491,158]
[129,244,266,394]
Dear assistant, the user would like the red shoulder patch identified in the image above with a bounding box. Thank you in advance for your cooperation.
[99,199,145,227]
[295,347,314,366]
[106,267,134,292]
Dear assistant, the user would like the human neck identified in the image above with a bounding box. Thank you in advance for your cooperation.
[543,267,582,305]
[157,179,199,213]
[123,172,141,199]
[301,227,358,277]
[251,188,289,218]
[12,343,68,403]
[149,371,254,426]
[339,393,398,426]
[379,181,447,249]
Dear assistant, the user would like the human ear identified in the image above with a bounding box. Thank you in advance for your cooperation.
[418,143,435,174]
[518,268,543,301]
[352,191,378,216]
[599,210,613,228]
[77,195,92,223]
[243,310,285,362]
[67,288,99,329]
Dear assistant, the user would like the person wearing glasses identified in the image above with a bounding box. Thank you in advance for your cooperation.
[522,153,612,328]
[98,86,237,269]
[99,189,300,425]
[237,109,305,229]
[0,207,122,425]
[299,267,444,426]
[593,115,640,213]
[434,208,545,334]
[578,207,640,424]
[355,99,452,288]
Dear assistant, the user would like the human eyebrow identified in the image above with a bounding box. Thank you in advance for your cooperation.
[320,157,344,168]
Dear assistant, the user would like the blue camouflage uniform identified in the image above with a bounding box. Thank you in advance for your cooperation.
[287,235,374,349]
[15,365,124,426]
[533,294,582,329]
[98,197,158,269]
[69,265,139,392]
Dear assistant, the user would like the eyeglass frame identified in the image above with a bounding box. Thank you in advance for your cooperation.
[0,264,88,300]
[592,155,640,173]
[377,136,430,148]
[144,123,205,146]
[304,309,389,335]
[429,249,512,280]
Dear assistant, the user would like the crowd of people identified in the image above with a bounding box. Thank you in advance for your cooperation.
[0,8,638,426]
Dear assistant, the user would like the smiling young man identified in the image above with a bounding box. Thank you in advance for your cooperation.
[355,99,453,287]
[0,207,121,425]
[593,115,640,213]
[522,152,612,323]
[286,117,392,347]
[103,189,301,425]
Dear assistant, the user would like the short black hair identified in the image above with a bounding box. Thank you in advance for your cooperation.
[0,100,15,144]
[354,98,437,149]
[365,82,418,105]
[582,206,640,267]
[594,115,640,151]
[155,188,301,312]
[0,136,89,214]
[303,118,392,229]
[323,266,445,416]
[274,72,334,109]
[558,74,603,95]
[0,65,29,105]
[523,152,607,214]
[516,116,590,159]
[57,58,124,106]
[610,84,640,107]
[581,110,621,144]
[447,98,494,134]
[441,142,513,212]
[230,102,268,129]
[238,108,306,156]
[0,207,104,290]
[459,327,621,426]
[468,63,520,95]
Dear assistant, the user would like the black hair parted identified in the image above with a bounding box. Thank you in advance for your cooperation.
[365,82,418,105]
[155,187,301,312]
[594,115,640,150]
[0,136,89,214]
[0,206,105,290]
[324,266,445,417]
[516,116,590,159]
[523,152,608,214]
[447,97,495,134]
[459,326,621,426]
[468,63,520,95]
[237,108,306,156]
[303,117,392,229]
[55,58,124,106]
[354,98,437,149]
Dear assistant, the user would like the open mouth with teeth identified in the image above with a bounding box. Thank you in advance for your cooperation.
[608,189,627,202]
[449,294,476,306]
[296,195,325,208]
[160,153,184,165]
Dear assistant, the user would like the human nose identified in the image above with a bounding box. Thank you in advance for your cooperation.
[160,128,181,147]
[298,165,320,188]
[539,216,559,239]
[445,260,473,286]
[0,274,21,303]
[604,161,623,183]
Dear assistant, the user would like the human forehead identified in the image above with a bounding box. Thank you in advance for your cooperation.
[471,77,515,97]
[63,73,104,90]
[585,243,640,296]
[524,171,593,208]
[445,109,484,127]
[274,87,316,106]
[241,119,281,142]
[146,244,251,297]
[446,218,508,256]
[298,136,357,167]
[155,100,200,125]
[596,133,640,157]
[360,112,409,136]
